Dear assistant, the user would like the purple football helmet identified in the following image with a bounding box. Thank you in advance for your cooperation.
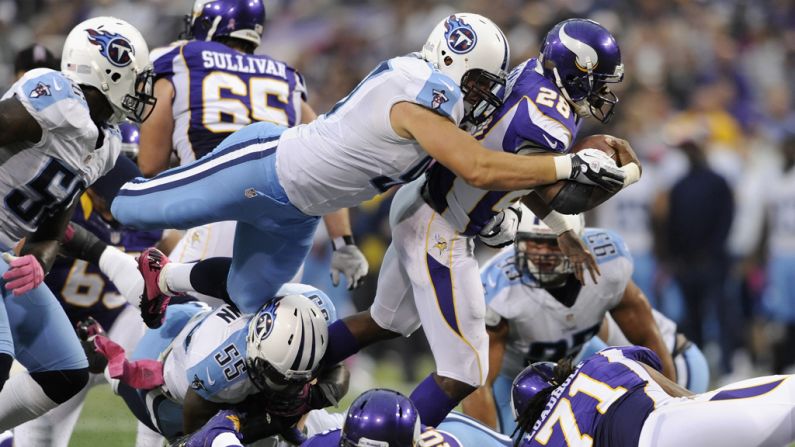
[511,362,556,419]
[340,389,421,447]
[184,0,265,48]
[539,19,623,123]
[118,122,139,160]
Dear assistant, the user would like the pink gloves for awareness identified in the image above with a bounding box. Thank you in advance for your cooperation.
[2,253,45,296]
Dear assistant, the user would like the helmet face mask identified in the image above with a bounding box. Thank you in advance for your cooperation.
[540,18,624,123]
[514,208,584,289]
[515,234,573,289]
[421,13,510,126]
[461,68,505,126]
[122,69,157,123]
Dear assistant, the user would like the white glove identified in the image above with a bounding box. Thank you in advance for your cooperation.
[478,204,522,248]
[330,237,368,290]
[567,149,625,192]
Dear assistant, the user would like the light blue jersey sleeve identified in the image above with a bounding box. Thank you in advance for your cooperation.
[13,69,91,132]
[413,69,464,123]
[481,247,525,324]
[582,228,633,265]
[185,329,252,403]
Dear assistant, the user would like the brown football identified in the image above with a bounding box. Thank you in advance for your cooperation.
[535,134,619,215]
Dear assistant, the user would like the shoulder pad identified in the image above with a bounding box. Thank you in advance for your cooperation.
[393,56,464,124]
[16,69,91,131]
[582,228,632,265]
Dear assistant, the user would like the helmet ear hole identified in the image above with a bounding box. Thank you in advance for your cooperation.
[110,72,121,82]
[443,55,453,66]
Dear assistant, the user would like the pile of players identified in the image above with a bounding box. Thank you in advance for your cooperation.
[0,1,793,446]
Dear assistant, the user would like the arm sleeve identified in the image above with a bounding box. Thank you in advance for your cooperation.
[151,45,181,81]
[15,71,92,137]
[405,67,465,124]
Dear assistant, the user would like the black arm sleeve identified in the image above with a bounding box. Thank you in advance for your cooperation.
[189,257,233,303]
[60,223,108,265]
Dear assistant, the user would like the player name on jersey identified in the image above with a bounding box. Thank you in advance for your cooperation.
[200,51,288,78]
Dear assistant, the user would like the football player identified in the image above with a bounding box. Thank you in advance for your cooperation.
[110,13,636,333]
[139,0,367,306]
[319,18,638,426]
[514,346,795,447]
[463,209,705,433]
[178,388,513,447]
[11,142,164,447]
[94,285,339,443]
[0,17,154,429]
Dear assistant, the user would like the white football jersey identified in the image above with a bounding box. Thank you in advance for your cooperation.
[481,228,633,377]
[0,69,120,249]
[275,54,464,216]
[162,303,254,404]
[603,308,678,354]
[765,166,795,256]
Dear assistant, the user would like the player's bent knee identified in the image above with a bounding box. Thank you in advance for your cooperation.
[0,354,11,392]
[435,373,477,401]
[30,368,89,404]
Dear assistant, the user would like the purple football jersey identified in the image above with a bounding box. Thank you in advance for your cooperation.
[153,40,307,162]
[424,58,582,236]
[45,196,162,330]
[521,346,662,447]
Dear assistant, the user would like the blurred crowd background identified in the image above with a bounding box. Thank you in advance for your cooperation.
[3,0,795,389]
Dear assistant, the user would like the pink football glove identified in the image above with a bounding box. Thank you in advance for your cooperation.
[2,253,44,296]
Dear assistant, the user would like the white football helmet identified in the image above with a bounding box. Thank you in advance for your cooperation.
[61,17,156,124]
[515,210,584,288]
[421,13,510,125]
[246,294,329,391]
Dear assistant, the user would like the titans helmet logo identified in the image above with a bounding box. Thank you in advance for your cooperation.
[85,28,135,67]
[431,89,449,109]
[444,15,477,55]
[255,311,275,339]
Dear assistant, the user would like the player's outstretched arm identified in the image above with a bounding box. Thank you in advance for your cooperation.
[138,78,175,177]
[0,96,42,149]
[391,102,633,192]
[610,280,677,382]
[523,192,600,284]
[461,319,509,429]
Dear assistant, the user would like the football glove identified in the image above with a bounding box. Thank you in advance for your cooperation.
[568,149,625,193]
[330,237,368,290]
[2,253,45,296]
[478,203,522,248]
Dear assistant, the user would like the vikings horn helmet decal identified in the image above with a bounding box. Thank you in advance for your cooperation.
[558,24,599,72]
